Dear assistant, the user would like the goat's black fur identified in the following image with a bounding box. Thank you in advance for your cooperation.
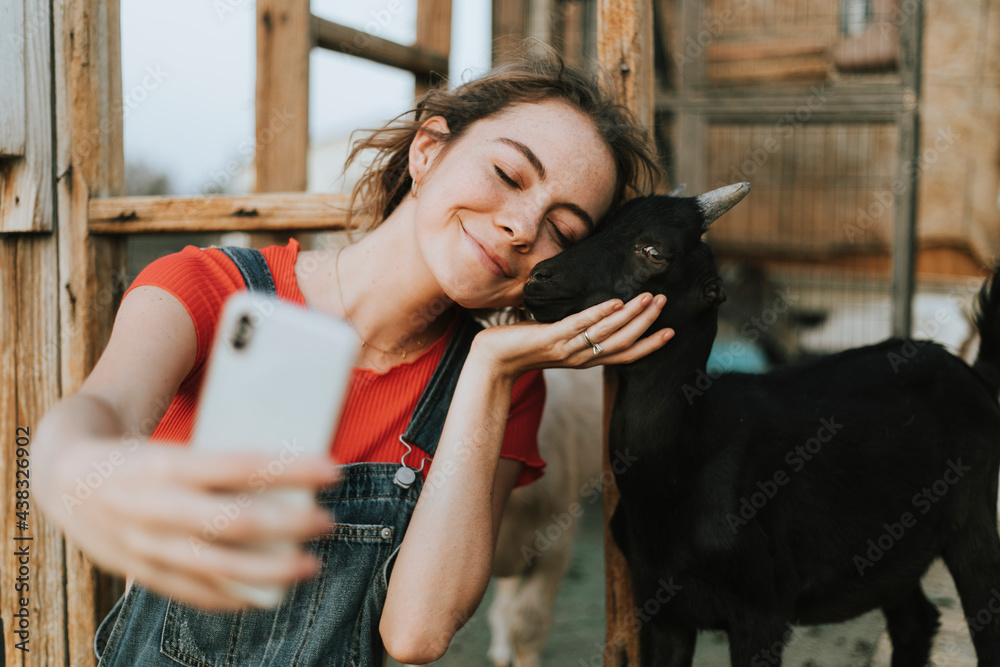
[523,193,1000,666]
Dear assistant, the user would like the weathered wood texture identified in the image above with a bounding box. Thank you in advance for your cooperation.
[253,0,310,250]
[0,0,62,664]
[0,243,16,663]
[599,0,655,133]
[255,0,309,193]
[311,15,449,78]
[89,193,363,234]
[52,0,128,663]
[0,0,52,232]
[0,0,26,156]
[597,1,654,663]
[415,0,451,96]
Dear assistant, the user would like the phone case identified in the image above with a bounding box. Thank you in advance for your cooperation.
[190,291,360,607]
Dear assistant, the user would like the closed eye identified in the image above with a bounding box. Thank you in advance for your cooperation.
[494,166,520,189]
[549,220,572,248]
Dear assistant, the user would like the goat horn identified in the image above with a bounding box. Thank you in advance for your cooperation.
[668,183,687,196]
[696,182,751,229]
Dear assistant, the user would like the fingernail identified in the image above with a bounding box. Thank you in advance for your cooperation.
[640,293,652,307]
[655,295,667,308]
[612,300,623,311]
[663,329,674,340]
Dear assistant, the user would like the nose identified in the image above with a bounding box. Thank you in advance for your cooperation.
[497,202,543,251]
[527,269,552,283]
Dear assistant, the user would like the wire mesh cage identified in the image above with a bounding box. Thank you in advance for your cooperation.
[653,0,928,368]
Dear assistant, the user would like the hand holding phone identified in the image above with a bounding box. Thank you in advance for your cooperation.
[190,292,359,607]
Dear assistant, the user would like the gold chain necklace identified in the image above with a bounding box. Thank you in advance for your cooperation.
[333,247,426,359]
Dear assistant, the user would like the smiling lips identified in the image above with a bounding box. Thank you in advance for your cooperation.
[464,226,513,278]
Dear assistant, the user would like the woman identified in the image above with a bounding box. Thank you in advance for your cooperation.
[32,53,671,665]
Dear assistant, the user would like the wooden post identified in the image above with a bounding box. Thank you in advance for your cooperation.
[253,0,310,248]
[415,0,451,98]
[492,0,527,63]
[54,0,129,661]
[597,1,654,663]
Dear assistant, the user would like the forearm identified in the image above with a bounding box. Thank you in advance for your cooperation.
[380,348,516,660]
[32,393,128,530]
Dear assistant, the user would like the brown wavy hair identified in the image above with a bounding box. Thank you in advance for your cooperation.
[342,44,662,235]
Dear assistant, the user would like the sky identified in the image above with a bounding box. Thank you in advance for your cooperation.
[120,0,491,196]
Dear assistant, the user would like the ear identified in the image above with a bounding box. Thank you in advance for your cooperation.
[703,279,727,307]
[408,115,450,187]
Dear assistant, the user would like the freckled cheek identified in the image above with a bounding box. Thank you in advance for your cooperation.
[437,167,503,211]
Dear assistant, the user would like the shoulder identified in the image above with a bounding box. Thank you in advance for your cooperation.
[121,239,303,382]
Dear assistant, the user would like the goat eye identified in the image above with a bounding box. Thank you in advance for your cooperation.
[642,245,667,264]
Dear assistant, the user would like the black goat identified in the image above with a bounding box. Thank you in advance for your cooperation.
[523,184,1000,666]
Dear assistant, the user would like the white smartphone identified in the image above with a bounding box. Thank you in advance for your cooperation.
[190,291,359,607]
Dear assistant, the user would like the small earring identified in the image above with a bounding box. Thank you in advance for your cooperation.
[411,180,419,198]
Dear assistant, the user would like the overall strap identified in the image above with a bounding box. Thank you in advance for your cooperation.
[218,246,277,296]
[400,311,484,460]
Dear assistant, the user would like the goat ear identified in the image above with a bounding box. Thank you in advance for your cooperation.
[696,182,751,230]
[704,280,727,306]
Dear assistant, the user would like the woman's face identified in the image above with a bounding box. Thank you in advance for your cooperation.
[408,99,617,309]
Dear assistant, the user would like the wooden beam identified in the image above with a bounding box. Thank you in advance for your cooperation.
[254,0,310,249]
[0,0,52,232]
[311,16,449,79]
[55,0,129,658]
[255,0,309,193]
[597,0,654,664]
[0,0,26,156]
[415,0,451,97]
[492,0,527,62]
[598,1,655,132]
[88,193,363,234]
[527,0,554,44]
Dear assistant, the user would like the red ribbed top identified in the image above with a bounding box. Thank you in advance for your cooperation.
[123,238,547,487]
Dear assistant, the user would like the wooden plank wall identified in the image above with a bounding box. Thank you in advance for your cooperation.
[0,0,26,157]
[0,0,52,233]
[0,0,126,663]
[1,0,60,663]
[597,1,655,663]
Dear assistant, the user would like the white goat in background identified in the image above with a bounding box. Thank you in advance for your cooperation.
[487,366,605,667]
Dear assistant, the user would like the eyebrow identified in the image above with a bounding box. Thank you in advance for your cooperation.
[498,137,547,180]
[495,137,596,233]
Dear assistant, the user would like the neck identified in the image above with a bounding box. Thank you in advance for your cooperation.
[610,310,719,474]
[299,196,455,368]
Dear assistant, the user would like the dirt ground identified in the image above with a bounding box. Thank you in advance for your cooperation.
[387,499,899,667]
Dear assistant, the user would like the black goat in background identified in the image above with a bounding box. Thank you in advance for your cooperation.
[523,183,1000,666]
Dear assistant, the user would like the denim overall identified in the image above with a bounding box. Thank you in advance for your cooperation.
[94,246,482,666]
